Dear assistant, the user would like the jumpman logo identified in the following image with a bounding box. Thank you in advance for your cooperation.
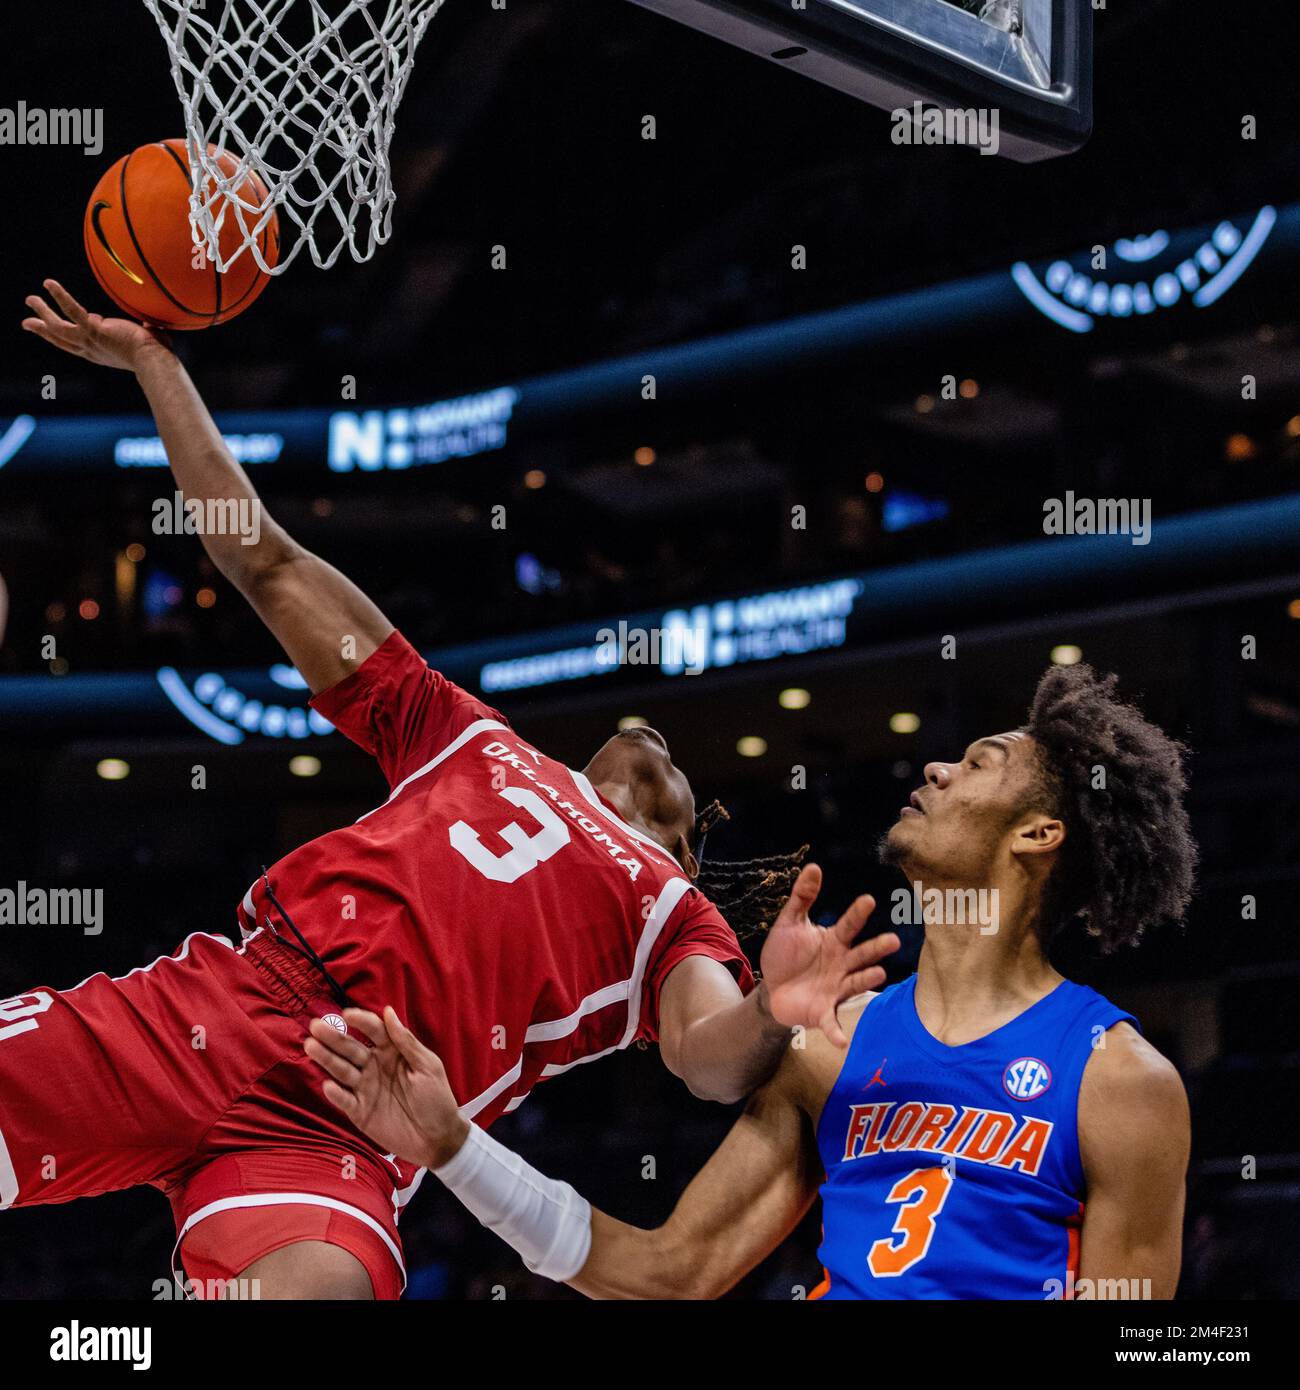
[864,1058,888,1089]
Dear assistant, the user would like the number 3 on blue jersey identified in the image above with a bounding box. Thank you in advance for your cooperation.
[867,1165,955,1277]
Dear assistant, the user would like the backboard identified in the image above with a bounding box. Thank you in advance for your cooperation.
[628,0,1093,162]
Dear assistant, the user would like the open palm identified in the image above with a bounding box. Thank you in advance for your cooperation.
[759,864,899,1046]
[21,279,171,371]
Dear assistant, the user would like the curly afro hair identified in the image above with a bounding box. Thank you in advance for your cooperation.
[1023,664,1197,953]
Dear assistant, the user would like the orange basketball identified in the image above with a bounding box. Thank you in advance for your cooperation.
[84,139,280,330]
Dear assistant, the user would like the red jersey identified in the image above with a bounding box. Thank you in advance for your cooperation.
[237,630,754,1128]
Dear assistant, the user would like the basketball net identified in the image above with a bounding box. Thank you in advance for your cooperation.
[141,0,447,275]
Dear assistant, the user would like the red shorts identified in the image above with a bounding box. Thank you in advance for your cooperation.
[0,930,414,1298]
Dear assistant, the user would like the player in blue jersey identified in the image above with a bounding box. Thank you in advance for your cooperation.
[307,663,1196,1300]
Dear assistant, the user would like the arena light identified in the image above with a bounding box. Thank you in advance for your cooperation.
[737,736,768,758]
[95,758,130,781]
[1225,434,1257,463]
[890,712,921,734]
[779,688,811,710]
[1050,643,1083,665]
[618,715,649,730]
[289,755,322,778]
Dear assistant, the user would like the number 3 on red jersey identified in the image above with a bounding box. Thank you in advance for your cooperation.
[449,786,572,884]
[867,1165,954,1277]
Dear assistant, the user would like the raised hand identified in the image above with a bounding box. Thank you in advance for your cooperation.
[305,1007,470,1170]
[21,279,172,372]
[759,864,900,1047]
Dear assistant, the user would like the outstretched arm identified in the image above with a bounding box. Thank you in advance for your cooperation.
[22,280,392,693]
[659,866,899,1104]
[307,1007,824,1299]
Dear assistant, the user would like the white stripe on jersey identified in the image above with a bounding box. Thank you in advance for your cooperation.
[62,931,235,996]
[458,876,694,1118]
[392,1165,427,1220]
[355,717,510,824]
[523,980,630,1044]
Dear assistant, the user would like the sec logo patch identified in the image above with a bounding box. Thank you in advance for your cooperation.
[1003,1056,1052,1101]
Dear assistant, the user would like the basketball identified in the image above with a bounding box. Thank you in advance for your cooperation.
[83,139,279,330]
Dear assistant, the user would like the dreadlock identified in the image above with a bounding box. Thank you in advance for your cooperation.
[1023,664,1197,953]
[691,799,809,940]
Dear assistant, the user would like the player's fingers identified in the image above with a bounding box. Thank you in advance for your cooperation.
[20,320,84,358]
[24,295,76,334]
[838,965,887,999]
[383,1006,439,1070]
[832,893,877,944]
[304,1035,364,1087]
[21,318,69,344]
[321,1078,360,1117]
[44,279,91,326]
[842,931,900,971]
[781,862,823,918]
[306,1018,370,1067]
[340,1007,389,1048]
[820,1006,848,1049]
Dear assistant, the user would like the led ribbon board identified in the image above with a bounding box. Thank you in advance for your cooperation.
[1012,207,1279,333]
[156,664,336,745]
[627,0,1093,161]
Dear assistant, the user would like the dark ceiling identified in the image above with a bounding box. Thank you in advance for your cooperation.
[3,0,1298,415]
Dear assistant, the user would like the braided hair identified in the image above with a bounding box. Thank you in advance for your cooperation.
[691,799,809,940]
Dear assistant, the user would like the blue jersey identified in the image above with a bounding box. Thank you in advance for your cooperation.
[812,975,1136,1300]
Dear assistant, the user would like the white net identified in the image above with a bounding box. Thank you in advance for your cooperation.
[142,0,447,275]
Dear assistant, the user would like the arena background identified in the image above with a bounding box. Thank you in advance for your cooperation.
[0,0,1298,1299]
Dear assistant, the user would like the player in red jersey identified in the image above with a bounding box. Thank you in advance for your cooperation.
[3,282,899,1299]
